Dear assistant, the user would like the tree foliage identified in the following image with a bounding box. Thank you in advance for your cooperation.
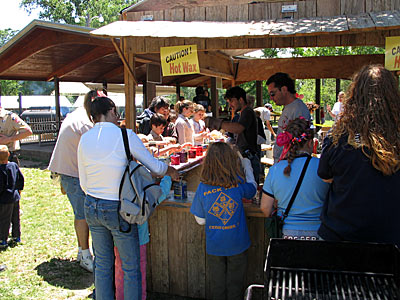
[0,29,18,45]
[20,0,137,28]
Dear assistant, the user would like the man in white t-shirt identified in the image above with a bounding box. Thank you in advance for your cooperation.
[48,104,94,272]
[266,72,311,162]
[327,91,344,121]
[254,103,276,144]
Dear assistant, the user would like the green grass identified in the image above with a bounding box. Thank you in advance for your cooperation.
[0,166,93,300]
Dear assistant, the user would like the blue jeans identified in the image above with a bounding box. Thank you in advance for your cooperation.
[249,153,261,185]
[84,195,141,300]
[60,175,86,220]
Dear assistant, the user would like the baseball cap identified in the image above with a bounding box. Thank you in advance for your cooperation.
[265,103,273,110]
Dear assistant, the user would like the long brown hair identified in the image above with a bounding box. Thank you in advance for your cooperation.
[283,118,314,176]
[200,142,244,188]
[330,64,400,175]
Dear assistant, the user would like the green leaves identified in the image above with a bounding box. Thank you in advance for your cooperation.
[20,0,136,28]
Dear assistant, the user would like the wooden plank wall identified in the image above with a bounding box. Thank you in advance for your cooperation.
[123,1,400,53]
[126,0,400,22]
[147,208,269,299]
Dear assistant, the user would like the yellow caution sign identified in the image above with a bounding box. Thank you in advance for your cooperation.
[385,36,400,71]
[160,45,199,76]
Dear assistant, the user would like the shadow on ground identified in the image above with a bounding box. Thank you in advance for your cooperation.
[20,158,48,170]
[35,257,93,290]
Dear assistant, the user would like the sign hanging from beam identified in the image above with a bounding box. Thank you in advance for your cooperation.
[385,37,400,71]
[160,45,199,76]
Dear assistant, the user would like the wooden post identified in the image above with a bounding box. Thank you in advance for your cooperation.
[143,82,148,109]
[124,52,137,131]
[211,77,218,118]
[102,80,108,95]
[54,76,61,130]
[256,80,263,107]
[176,84,181,100]
[147,82,156,106]
[18,92,22,116]
[336,78,341,98]
[315,78,321,130]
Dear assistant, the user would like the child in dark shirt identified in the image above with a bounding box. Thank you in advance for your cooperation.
[0,145,24,248]
[190,142,257,299]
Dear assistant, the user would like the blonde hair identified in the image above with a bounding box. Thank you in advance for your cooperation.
[194,103,206,113]
[175,100,194,114]
[0,145,10,162]
[200,142,244,188]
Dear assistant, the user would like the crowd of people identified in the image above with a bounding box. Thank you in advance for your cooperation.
[1,64,399,299]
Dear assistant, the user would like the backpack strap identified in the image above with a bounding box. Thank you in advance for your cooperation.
[121,127,132,162]
[282,155,311,222]
[119,127,133,233]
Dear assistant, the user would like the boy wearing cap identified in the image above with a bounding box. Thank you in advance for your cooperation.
[0,145,24,248]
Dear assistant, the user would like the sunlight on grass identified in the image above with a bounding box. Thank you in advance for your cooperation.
[0,167,93,300]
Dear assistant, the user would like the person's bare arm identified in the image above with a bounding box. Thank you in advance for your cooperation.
[156,144,181,156]
[220,121,245,134]
[266,120,276,137]
[0,128,33,145]
[326,104,336,119]
[322,178,333,183]
[260,193,276,217]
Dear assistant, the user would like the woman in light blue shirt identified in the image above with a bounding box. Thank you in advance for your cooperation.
[261,117,329,240]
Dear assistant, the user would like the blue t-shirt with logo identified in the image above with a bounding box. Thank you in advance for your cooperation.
[263,155,329,231]
[190,179,256,256]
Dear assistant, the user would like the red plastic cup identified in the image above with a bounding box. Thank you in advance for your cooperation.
[195,146,203,156]
[179,151,188,163]
[188,149,197,159]
[171,155,180,165]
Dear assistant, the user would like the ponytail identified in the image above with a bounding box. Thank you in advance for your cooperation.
[83,90,115,123]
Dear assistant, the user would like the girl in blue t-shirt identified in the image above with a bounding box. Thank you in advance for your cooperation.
[261,117,329,240]
[190,142,256,300]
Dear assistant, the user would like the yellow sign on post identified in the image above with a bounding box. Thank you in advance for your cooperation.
[160,45,199,76]
[385,36,400,71]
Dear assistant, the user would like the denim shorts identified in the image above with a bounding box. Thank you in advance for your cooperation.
[60,175,86,220]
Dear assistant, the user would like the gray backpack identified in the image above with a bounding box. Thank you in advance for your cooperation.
[119,128,163,228]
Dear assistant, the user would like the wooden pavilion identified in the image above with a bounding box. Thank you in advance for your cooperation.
[1,1,400,298]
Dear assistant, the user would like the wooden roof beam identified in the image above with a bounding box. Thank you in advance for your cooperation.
[94,65,124,82]
[235,54,385,81]
[198,51,234,80]
[0,28,114,75]
[47,47,116,81]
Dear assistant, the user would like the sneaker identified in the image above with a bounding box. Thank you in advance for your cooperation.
[12,237,21,243]
[80,253,93,273]
[0,240,7,249]
[77,248,82,262]
[0,264,7,272]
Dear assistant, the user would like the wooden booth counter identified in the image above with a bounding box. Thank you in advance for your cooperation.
[146,187,269,299]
